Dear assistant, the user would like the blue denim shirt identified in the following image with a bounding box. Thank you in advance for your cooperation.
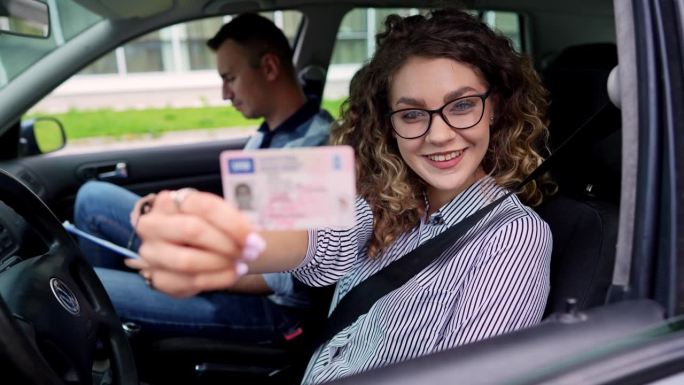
[262,272,313,308]
[244,99,333,308]
[243,99,332,150]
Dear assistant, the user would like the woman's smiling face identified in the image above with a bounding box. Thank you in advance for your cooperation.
[389,56,494,211]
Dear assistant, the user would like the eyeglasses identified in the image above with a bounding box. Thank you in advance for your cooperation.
[388,88,492,139]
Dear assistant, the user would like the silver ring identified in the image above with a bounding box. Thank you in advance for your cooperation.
[171,188,197,211]
[141,271,154,289]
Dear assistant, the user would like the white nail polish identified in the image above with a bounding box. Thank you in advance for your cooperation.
[236,262,249,276]
[241,249,260,262]
[245,232,266,253]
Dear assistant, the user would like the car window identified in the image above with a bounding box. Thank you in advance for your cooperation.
[0,1,101,88]
[323,8,522,101]
[23,11,304,154]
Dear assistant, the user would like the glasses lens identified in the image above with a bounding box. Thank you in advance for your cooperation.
[390,109,430,138]
[443,96,485,129]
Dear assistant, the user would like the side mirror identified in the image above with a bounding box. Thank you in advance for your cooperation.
[20,117,66,156]
[0,0,50,38]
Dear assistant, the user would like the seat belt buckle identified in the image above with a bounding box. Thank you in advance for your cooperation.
[283,326,304,341]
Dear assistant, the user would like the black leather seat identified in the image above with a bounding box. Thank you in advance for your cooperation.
[299,65,328,101]
[535,43,621,316]
[543,43,621,202]
[134,284,334,384]
[536,194,619,315]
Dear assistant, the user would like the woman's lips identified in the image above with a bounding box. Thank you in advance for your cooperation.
[424,149,465,170]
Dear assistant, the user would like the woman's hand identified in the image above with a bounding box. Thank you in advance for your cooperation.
[129,193,156,226]
[125,189,265,297]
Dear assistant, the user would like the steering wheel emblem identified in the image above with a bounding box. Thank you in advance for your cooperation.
[49,278,80,316]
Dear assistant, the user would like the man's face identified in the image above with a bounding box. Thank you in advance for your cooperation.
[216,39,269,119]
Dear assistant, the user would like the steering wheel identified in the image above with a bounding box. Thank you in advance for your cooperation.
[0,170,137,384]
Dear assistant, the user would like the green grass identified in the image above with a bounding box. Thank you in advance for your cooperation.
[28,98,346,140]
[322,98,345,119]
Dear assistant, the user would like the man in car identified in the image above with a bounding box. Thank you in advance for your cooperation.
[73,13,332,343]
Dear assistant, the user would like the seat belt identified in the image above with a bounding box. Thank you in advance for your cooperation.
[312,103,612,350]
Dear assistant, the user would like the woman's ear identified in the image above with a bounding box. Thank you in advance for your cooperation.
[491,93,499,118]
[488,92,499,127]
[260,53,281,82]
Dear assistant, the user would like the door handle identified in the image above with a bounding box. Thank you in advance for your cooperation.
[97,162,128,180]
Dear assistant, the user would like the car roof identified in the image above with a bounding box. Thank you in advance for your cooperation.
[73,0,614,19]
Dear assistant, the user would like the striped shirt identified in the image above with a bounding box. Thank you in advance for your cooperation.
[292,175,552,384]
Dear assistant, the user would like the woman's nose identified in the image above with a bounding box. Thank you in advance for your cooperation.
[424,113,456,144]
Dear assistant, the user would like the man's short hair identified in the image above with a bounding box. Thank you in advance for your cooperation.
[207,13,296,78]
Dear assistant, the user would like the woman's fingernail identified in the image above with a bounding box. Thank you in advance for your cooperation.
[241,249,260,262]
[241,232,265,261]
[245,232,266,252]
[236,262,249,276]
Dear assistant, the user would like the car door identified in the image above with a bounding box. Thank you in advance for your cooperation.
[0,137,247,219]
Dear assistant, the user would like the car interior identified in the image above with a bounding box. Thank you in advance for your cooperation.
[538,42,621,316]
[2,0,682,384]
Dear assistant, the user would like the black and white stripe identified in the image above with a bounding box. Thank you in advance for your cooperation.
[293,176,552,385]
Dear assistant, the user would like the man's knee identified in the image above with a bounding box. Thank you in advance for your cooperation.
[74,181,117,224]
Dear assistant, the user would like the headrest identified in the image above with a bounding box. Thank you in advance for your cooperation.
[544,43,618,135]
[607,66,621,108]
[298,65,327,99]
[544,43,621,203]
[545,43,617,71]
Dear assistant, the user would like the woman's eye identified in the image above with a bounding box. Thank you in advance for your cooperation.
[448,98,477,113]
[401,110,428,122]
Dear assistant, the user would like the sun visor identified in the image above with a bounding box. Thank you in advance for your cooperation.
[203,0,263,14]
[73,0,174,19]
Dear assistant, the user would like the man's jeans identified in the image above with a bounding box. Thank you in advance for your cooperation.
[74,181,302,342]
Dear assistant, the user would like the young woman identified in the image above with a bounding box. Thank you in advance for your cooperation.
[130,8,553,384]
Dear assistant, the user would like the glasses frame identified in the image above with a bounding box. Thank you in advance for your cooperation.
[388,88,492,139]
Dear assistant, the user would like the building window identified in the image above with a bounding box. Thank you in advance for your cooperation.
[482,11,522,52]
[79,52,118,75]
[324,8,522,99]
[124,30,172,73]
[184,17,225,70]
[330,8,428,66]
[79,11,303,75]
[280,11,303,43]
[330,9,367,65]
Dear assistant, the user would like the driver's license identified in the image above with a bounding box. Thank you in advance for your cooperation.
[219,146,356,231]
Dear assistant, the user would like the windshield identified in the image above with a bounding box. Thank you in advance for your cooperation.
[0,1,101,88]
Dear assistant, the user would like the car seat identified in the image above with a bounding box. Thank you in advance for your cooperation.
[535,43,622,316]
[133,283,334,384]
[299,65,327,102]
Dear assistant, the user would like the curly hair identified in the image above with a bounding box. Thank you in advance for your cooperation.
[331,8,553,258]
